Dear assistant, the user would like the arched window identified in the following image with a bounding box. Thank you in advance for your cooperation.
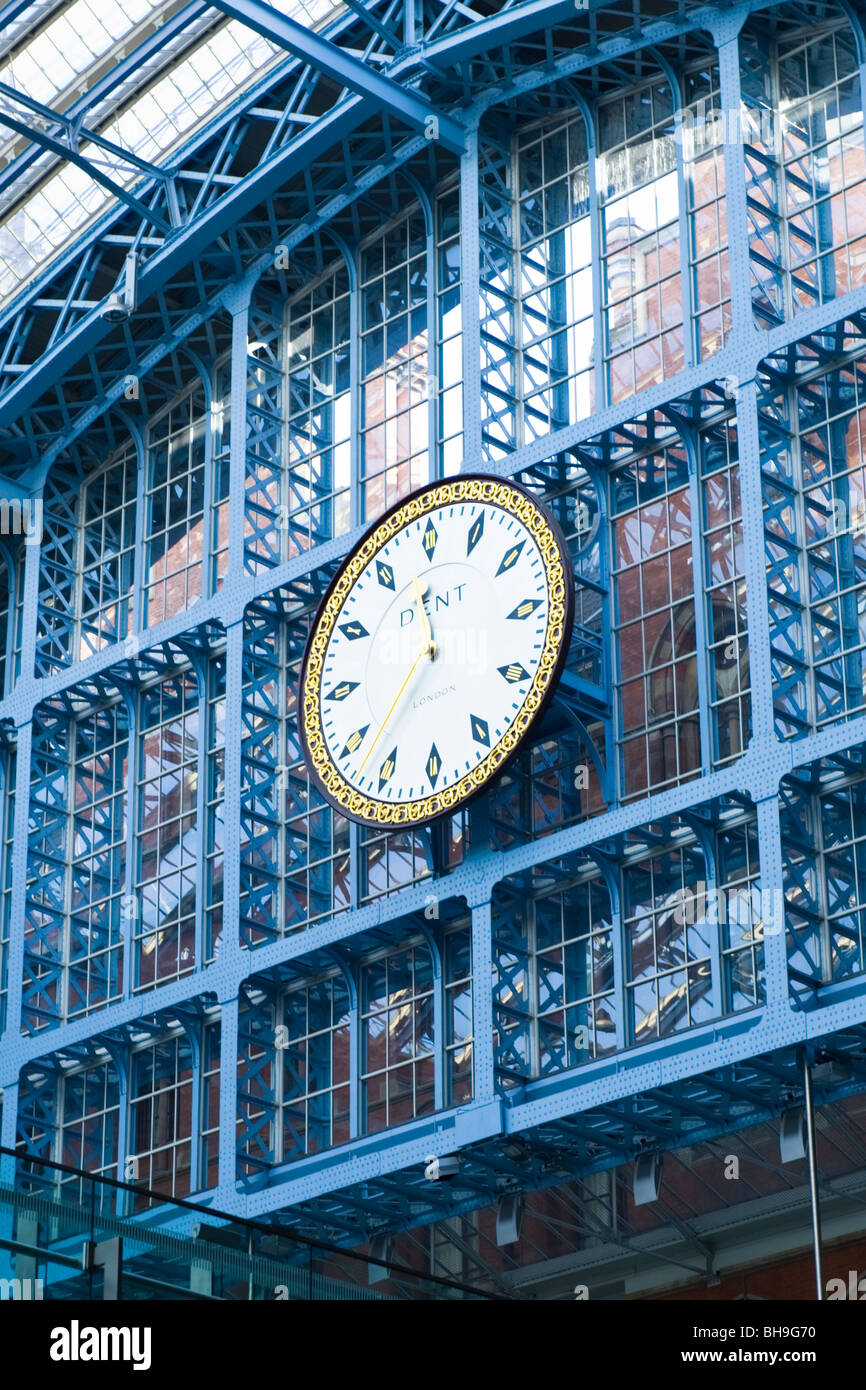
[742,5,866,324]
[598,78,683,401]
[145,384,209,627]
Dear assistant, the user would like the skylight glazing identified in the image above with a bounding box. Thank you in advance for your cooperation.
[0,0,158,109]
[0,0,342,302]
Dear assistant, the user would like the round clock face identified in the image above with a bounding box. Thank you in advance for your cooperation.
[299,475,574,828]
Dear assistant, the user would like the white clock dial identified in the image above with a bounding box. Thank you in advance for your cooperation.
[300,476,573,828]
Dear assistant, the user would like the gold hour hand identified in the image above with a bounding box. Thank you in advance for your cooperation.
[412,576,435,660]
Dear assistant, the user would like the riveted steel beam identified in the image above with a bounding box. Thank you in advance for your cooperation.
[208,0,465,153]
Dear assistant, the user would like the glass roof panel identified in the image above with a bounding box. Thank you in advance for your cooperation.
[0,0,160,109]
[0,1,346,304]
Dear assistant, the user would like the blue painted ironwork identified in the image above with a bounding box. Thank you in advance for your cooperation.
[1,0,866,1273]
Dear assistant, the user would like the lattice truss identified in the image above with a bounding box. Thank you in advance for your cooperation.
[3,0,866,1256]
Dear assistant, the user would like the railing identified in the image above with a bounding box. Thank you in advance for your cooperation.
[0,1146,498,1301]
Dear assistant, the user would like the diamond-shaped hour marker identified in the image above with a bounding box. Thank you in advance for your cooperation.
[340,725,369,759]
[376,560,395,589]
[338,619,369,640]
[507,598,543,621]
[498,662,530,684]
[378,747,397,791]
[426,743,442,788]
[422,521,438,560]
[470,715,490,746]
[496,540,526,575]
[467,511,484,555]
[326,680,359,702]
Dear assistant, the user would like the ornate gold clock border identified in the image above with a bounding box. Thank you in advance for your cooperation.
[299,474,572,828]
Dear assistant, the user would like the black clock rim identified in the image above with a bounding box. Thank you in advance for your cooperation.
[297,471,576,831]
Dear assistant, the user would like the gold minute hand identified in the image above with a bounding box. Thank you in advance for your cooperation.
[358,643,429,776]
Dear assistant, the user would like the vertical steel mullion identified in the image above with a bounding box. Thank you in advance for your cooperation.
[683,429,714,771]
[225,280,254,580]
[225,282,252,986]
[756,792,789,1009]
[789,387,817,735]
[70,470,86,669]
[345,241,363,902]
[511,132,525,450]
[17,503,40,687]
[459,120,482,468]
[346,965,360,1141]
[55,1071,65,1172]
[220,621,243,969]
[4,714,32,1045]
[715,23,753,340]
[421,928,445,1112]
[274,989,285,1166]
[693,822,724,1021]
[216,993,239,1199]
[188,1028,202,1194]
[469,897,494,1105]
[280,633,289,940]
[608,473,626,802]
[528,897,540,1079]
[735,380,776,747]
[198,366,216,602]
[193,661,208,979]
[121,693,139,999]
[659,54,695,370]
[585,101,607,413]
[114,1050,130,1217]
[425,191,438,483]
[348,244,362,531]
[130,426,147,636]
[813,792,833,987]
[59,709,76,1026]
[0,540,11,701]
[609,868,628,1051]
[0,1081,18,1186]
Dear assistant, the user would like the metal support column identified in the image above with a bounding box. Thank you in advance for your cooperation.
[803,1055,824,1301]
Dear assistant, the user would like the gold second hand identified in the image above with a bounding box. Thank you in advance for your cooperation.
[358,643,428,776]
[357,574,435,778]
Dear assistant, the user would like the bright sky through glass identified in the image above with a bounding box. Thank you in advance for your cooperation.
[0,0,342,303]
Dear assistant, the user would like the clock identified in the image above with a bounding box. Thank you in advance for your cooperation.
[299,474,574,828]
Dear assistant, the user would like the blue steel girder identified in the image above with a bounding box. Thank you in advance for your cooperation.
[8,0,866,1258]
[0,81,167,186]
[0,3,211,210]
[0,0,755,456]
[0,101,173,235]
[207,0,465,154]
[221,1027,866,1246]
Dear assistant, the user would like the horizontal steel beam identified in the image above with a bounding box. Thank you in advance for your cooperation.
[0,0,736,430]
[208,0,465,153]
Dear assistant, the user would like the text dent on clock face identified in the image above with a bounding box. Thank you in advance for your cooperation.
[319,500,552,804]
